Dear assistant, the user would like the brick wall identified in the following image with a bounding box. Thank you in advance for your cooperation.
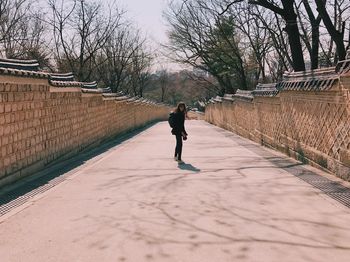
[205,71,350,181]
[0,79,169,187]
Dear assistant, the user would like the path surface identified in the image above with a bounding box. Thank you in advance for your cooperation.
[1,121,350,262]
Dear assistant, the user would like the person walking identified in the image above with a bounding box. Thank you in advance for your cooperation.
[170,102,188,164]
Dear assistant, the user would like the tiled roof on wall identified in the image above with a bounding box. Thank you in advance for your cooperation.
[234,90,254,101]
[253,83,279,97]
[0,58,40,71]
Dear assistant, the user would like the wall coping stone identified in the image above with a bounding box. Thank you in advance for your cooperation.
[115,96,130,101]
[223,94,234,101]
[336,59,350,74]
[213,96,223,103]
[0,58,40,71]
[49,72,75,82]
[277,76,339,91]
[81,88,102,94]
[0,67,49,79]
[283,67,337,80]
[234,90,254,101]
[252,83,279,97]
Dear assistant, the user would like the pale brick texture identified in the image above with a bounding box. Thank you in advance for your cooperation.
[0,81,169,186]
[205,80,350,181]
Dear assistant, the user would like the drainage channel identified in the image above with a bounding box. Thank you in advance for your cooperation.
[295,171,350,208]
[0,167,76,217]
[212,124,350,209]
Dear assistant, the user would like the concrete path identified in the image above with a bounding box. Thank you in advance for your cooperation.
[1,121,350,262]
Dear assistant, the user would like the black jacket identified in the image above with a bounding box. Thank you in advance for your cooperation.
[171,111,187,136]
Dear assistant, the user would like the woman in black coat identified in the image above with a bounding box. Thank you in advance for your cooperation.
[171,102,188,164]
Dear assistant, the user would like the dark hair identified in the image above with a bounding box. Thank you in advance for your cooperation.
[175,102,187,115]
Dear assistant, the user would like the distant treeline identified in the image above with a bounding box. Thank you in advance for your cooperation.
[0,0,153,96]
[165,0,350,94]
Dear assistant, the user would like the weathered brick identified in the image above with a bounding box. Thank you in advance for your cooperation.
[5,104,11,113]
[0,81,169,186]
[205,82,350,181]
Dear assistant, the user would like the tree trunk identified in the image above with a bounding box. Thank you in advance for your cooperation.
[302,0,321,69]
[284,23,306,71]
[315,0,346,61]
[252,0,306,71]
[237,56,249,90]
[282,0,306,71]
[311,22,320,69]
[216,76,227,95]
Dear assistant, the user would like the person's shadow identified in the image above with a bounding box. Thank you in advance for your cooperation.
[178,162,201,173]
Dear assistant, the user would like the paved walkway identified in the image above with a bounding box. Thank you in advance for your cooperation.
[1,121,350,262]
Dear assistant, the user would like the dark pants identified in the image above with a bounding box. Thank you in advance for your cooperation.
[175,134,183,160]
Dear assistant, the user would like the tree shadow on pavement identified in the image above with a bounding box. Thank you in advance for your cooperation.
[0,122,159,217]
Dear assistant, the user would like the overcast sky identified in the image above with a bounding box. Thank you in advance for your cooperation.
[114,0,184,71]
[116,0,169,43]
[38,0,179,71]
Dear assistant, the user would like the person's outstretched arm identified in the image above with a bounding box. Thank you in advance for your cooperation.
[181,117,187,136]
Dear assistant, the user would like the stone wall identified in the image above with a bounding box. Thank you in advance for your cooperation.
[205,65,350,181]
[187,111,205,120]
[0,77,169,187]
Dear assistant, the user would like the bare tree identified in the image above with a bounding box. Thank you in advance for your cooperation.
[315,0,348,62]
[0,0,158,99]
[165,0,249,94]
[158,69,169,102]
[95,26,148,92]
[295,0,322,69]
[129,47,153,97]
[47,0,122,81]
[232,0,306,71]
[0,0,51,67]
[137,71,152,97]
[0,0,29,57]
[221,0,350,67]
[222,2,272,82]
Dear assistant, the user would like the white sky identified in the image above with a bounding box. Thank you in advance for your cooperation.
[37,0,182,71]
[115,0,169,44]
[115,0,183,71]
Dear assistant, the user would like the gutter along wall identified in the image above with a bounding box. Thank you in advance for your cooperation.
[205,63,350,181]
[0,68,169,187]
